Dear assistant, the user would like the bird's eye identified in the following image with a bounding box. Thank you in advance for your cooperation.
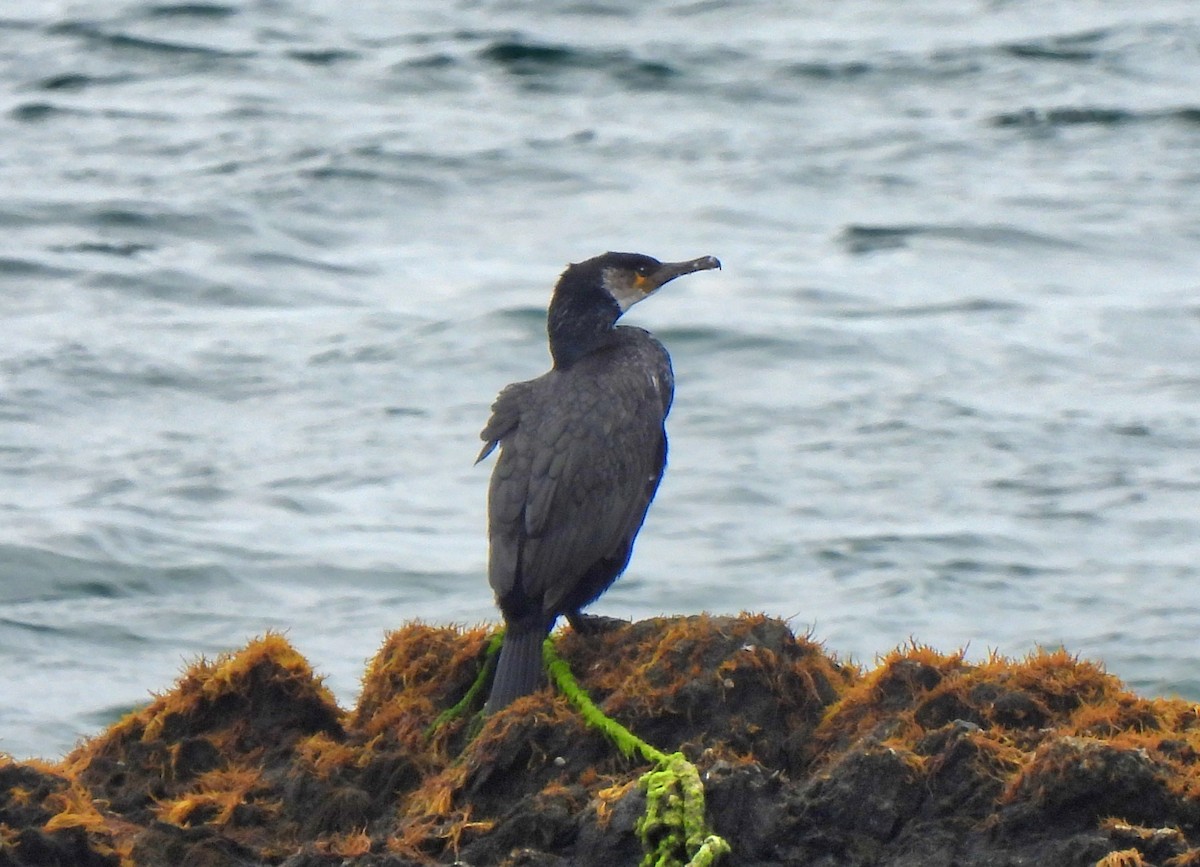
[636,264,654,277]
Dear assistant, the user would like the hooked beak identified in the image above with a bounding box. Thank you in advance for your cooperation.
[646,255,722,291]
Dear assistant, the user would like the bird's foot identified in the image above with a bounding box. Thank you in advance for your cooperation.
[566,612,629,636]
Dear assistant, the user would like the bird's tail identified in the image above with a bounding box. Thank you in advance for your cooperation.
[485,628,547,713]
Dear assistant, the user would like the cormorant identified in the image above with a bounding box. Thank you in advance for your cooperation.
[478,251,721,712]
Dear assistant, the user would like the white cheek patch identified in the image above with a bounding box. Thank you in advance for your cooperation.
[603,267,650,312]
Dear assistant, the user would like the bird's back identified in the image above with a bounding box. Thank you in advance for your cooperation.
[481,327,674,631]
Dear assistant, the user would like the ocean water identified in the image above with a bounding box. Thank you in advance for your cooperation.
[2,0,1199,759]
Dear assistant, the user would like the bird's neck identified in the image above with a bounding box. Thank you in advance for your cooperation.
[547,291,621,369]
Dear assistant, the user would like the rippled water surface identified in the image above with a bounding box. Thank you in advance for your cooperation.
[2,0,1199,758]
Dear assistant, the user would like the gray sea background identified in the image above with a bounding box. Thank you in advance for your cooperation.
[2,0,1199,759]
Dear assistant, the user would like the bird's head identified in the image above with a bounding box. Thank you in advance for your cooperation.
[589,252,722,312]
[548,251,721,368]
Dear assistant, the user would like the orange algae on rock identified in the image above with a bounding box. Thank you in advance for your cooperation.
[800,642,1200,866]
[5,616,1200,866]
[67,631,342,772]
[55,632,345,864]
[353,622,496,747]
[0,754,121,866]
[556,613,854,774]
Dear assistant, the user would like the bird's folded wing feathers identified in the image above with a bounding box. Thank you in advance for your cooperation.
[477,381,531,463]
[518,383,664,606]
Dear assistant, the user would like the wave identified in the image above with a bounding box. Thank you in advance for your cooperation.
[34,72,133,91]
[0,256,77,278]
[999,28,1110,63]
[0,200,244,240]
[47,19,251,60]
[477,37,680,89]
[991,106,1200,129]
[0,543,241,605]
[143,3,238,20]
[824,298,1025,321]
[839,223,1083,255]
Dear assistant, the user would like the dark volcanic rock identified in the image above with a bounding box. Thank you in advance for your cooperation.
[4,615,1200,866]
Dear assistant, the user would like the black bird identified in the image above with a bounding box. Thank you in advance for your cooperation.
[478,251,721,712]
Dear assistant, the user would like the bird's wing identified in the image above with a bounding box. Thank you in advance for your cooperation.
[483,338,673,620]
[515,369,667,614]
[481,380,537,600]
[477,381,531,464]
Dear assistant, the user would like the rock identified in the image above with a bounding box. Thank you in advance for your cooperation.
[3,615,1200,866]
